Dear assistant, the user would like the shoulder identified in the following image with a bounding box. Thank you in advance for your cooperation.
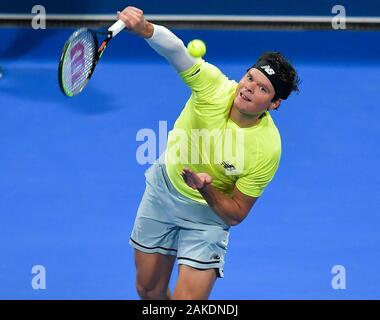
[249,113,281,157]
[180,59,231,89]
[260,112,281,155]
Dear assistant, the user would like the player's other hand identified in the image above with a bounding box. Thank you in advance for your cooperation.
[181,168,213,190]
[117,6,153,38]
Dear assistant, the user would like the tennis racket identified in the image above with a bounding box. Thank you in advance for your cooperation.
[58,20,125,97]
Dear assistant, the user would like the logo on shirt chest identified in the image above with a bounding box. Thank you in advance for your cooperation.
[221,161,241,176]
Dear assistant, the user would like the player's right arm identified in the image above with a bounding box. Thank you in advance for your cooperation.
[118,6,229,108]
[117,6,196,73]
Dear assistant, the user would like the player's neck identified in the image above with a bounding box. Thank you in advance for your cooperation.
[229,104,262,128]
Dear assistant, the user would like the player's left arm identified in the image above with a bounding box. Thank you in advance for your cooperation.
[181,168,257,226]
[200,185,257,227]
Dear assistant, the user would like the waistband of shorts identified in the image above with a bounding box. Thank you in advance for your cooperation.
[156,154,209,207]
[154,153,230,229]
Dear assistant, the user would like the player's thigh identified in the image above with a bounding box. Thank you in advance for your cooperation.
[134,249,176,291]
[173,264,217,300]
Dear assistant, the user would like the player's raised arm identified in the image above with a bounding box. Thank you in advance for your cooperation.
[117,6,196,72]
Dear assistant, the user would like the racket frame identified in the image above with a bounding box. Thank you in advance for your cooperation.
[58,20,125,97]
[58,28,99,97]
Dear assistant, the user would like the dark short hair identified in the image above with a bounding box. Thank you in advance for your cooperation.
[249,52,300,101]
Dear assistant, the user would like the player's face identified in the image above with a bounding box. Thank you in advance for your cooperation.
[233,68,280,116]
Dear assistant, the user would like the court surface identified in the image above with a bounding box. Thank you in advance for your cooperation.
[0,28,379,299]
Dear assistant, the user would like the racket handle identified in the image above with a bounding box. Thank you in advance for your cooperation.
[108,19,126,37]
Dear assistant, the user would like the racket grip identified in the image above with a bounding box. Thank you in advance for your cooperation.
[108,19,126,37]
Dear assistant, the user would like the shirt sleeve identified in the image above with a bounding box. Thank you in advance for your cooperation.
[179,58,230,103]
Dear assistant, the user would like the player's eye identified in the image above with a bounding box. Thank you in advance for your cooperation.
[247,75,253,81]
[260,86,267,92]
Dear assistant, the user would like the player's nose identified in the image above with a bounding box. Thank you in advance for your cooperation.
[245,84,255,94]
[247,81,259,93]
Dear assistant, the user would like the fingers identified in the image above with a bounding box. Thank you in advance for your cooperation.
[116,6,145,30]
[181,169,192,182]
[128,6,144,15]
[182,168,194,182]
[182,168,193,175]
[180,168,195,188]
[118,5,143,17]
[180,168,205,190]
[180,171,187,183]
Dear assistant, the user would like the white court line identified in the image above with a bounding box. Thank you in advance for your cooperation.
[0,14,380,23]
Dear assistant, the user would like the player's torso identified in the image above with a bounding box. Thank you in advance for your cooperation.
[166,100,276,202]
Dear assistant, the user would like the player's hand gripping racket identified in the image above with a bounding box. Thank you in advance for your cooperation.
[58,20,125,97]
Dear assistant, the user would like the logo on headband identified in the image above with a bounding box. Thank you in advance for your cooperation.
[261,65,275,75]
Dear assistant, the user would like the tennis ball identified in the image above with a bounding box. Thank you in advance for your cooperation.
[187,39,206,58]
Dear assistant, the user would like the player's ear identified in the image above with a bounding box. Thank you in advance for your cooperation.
[268,99,281,111]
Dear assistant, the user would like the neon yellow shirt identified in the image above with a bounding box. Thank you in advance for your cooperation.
[165,59,281,203]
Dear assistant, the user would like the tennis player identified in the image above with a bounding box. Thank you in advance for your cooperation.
[118,6,300,300]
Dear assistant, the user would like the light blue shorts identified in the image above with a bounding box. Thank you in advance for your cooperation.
[129,159,230,278]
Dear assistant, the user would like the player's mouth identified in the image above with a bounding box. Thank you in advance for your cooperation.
[239,91,252,102]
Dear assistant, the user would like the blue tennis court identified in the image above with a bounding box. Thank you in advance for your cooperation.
[0,26,379,299]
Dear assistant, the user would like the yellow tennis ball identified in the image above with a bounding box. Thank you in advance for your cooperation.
[187,39,206,58]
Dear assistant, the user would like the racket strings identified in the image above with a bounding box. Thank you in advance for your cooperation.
[61,30,97,96]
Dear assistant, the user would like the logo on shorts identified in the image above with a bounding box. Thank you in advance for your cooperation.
[221,161,241,176]
[211,253,220,260]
